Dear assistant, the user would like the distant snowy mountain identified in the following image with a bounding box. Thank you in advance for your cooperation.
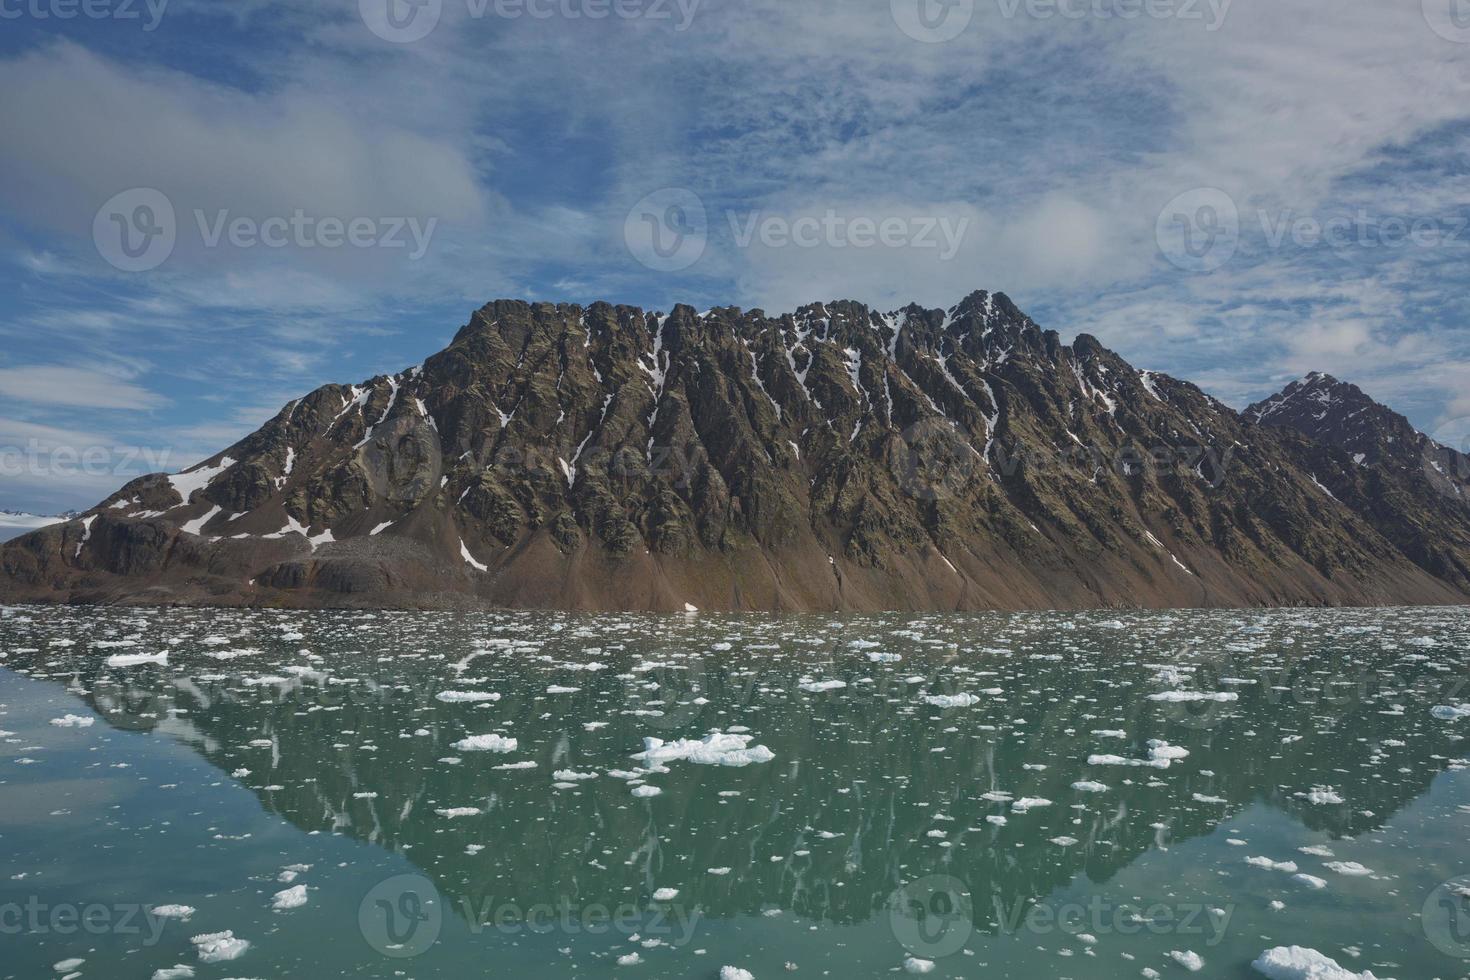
[0,511,67,543]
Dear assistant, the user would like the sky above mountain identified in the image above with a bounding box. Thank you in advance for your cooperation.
[1,0,1468,513]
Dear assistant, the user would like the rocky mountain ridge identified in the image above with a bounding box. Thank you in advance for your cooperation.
[3,290,1469,611]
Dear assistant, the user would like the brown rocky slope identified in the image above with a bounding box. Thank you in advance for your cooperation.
[4,291,1469,611]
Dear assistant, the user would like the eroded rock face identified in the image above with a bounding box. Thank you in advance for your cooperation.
[5,291,1470,611]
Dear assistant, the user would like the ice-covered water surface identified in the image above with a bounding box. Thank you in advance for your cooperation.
[1,605,1468,979]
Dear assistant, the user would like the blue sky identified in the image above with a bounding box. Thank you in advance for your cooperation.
[1,0,1468,513]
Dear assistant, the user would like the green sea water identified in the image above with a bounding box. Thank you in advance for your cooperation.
[2,605,1469,979]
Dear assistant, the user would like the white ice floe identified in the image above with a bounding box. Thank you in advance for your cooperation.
[1246,857,1298,873]
[631,785,662,798]
[1291,873,1327,889]
[1323,861,1373,877]
[435,807,482,818]
[452,734,518,752]
[903,956,936,973]
[191,930,249,963]
[633,732,775,767]
[1431,703,1470,721]
[1148,691,1238,703]
[652,888,679,901]
[923,693,980,708]
[271,885,308,910]
[1072,780,1109,793]
[720,968,755,980]
[799,679,847,693]
[1168,949,1204,971]
[106,651,168,667]
[48,715,94,728]
[435,691,501,703]
[1251,945,1380,979]
[149,905,196,920]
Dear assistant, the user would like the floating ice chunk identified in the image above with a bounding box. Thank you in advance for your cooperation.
[48,715,94,728]
[800,679,846,693]
[435,807,482,818]
[546,685,581,694]
[1251,945,1380,979]
[271,885,308,910]
[150,905,196,920]
[452,734,517,753]
[1246,857,1298,873]
[435,691,501,703]
[923,693,980,708]
[53,960,85,973]
[106,651,168,667]
[1323,861,1373,877]
[868,652,902,662]
[1011,797,1051,812]
[617,952,642,965]
[1049,836,1079,846]
[1298,845,1334,858]
[151,966,194,980]
[1291,873,1327,889]
[903,956,936,973]
[1191,793,1227,804]
[1072,780,1109,793]
[720,968,755,980]
[492,761,537,770]
[1148,691,1237,703]
[631,785,662,798]
[1168,950,1204,971]
[553,770,598,781]
[652,888,679,901]
[633,733,775,767]
[1303,787,1344,805]
[1431,704,1470,721]
[191,930,249,963]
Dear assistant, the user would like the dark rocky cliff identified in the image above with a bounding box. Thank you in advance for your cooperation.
[4,291,1469,611]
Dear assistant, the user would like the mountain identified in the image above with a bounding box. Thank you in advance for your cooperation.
[1245,371,1470,591]
[3,291,1469,611]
